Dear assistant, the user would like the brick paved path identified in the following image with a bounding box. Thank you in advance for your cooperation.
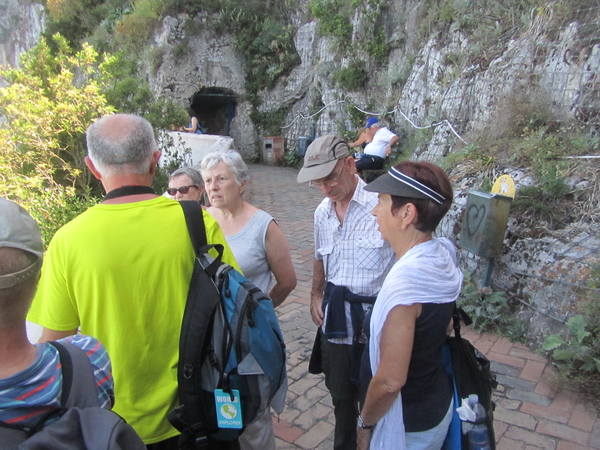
[246,164,600,450]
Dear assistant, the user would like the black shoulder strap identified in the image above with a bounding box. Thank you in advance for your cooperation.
[452,304,473,341]
[180,200,225,278]
[49,341,101,408]
[168,201,224,446]
[180,201,208,256]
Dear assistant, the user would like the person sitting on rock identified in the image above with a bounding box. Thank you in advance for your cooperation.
[354,117,399,173]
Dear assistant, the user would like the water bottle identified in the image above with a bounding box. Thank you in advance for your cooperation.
[467,394,491,450]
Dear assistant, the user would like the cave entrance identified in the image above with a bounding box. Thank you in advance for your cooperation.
[188,87,237,136]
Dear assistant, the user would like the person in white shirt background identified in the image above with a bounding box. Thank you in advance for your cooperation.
[353,117,399,173]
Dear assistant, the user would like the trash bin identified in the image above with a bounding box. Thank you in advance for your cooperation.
[262,136,284,165]
[297,136,312,157]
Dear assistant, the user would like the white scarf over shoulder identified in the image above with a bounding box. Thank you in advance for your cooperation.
[368,237,463,450]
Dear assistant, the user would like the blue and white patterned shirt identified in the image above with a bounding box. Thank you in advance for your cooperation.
[0,334,113,426]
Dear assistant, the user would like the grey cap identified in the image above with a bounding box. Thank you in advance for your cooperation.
[0,198,44,289]
[297,136,349,183]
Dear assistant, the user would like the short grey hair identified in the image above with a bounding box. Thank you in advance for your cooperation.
[169,166,204,187]
[200,150,249,186]
[368,121,382,129]
[87,114,158,177]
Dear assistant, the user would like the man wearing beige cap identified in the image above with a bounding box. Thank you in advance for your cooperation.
[297,136,395,450]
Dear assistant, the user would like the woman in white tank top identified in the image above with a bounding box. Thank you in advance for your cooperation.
[199,150,296,450]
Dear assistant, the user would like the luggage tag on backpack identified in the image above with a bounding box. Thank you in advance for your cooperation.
[214,389,243,429]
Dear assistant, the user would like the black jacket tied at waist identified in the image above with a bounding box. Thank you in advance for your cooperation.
[322,282,376,339]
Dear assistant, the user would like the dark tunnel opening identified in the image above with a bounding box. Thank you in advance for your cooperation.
[188,87,237,136]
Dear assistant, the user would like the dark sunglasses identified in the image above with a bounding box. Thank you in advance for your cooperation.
[167,185,198,196]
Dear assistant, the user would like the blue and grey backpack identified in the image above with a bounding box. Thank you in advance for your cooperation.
[168,201,287,449]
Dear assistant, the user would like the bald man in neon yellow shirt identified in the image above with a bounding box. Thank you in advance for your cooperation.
[28,114,240,448]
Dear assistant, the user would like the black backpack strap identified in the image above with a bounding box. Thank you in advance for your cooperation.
[452,304,473,341]
[169,201,224,448]
[180,201,224,278]
[180,200,208,255]
[49,341,101,408]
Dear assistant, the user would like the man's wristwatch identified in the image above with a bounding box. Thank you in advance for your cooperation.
[357,415,374,430]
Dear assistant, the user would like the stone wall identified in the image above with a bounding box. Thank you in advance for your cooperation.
[0,0,44,72]
[146,1,599,342]
[148,14,256,156]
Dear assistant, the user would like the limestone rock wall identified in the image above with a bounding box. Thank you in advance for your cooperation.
[146,1,599,342]
[0,0,44,71]
[148,14,256,155]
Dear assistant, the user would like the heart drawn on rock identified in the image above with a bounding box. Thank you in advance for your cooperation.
[466,204,486,237]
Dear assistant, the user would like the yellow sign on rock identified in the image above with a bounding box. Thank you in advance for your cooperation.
[491,174,516,199]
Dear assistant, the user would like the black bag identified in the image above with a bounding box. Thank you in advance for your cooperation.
[447,307,498,450]
[0,341,145,450]
[167,201,286,449]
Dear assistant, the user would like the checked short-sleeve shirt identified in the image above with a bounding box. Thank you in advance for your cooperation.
[314,176,396,345]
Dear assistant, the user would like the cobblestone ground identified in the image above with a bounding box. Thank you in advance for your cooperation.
[247,163,600,450]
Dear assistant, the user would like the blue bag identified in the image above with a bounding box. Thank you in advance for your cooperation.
[444,307,497,450]
[442,343,462,450]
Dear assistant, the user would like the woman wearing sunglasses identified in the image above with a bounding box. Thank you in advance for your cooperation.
[167,167,207,206]
[200,150,296,450]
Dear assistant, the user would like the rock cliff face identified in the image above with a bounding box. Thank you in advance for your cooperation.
[148,14,254,151]
[4,0,599,343]
[0,0,44,71]
[147,2,599,161]
[147,1,599,342]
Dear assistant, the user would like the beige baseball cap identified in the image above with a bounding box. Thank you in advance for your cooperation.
[297,136,349,183]
[0,198,43,289]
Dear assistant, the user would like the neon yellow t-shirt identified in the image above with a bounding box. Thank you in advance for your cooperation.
[27,196,239,443]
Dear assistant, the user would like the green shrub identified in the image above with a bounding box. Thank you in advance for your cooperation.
[148,46,166,74]
[309,0,353,44]
[540,267,600,401]
[421,0,539,51]
[333,60,368,91]
[458,270,516,334]
[0,34,114,241]
[250,105,292,136]
[452,83,599,226]
[213,3,300,113]
[114,14,157,52]
[281,150,302,168]
[173,41,190,59]
[153,132,193,193]
[364,28,390,65]
[101,53,188,131]
[241,17,300,92]
[543,313,600,374]
[44,0,113,49]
